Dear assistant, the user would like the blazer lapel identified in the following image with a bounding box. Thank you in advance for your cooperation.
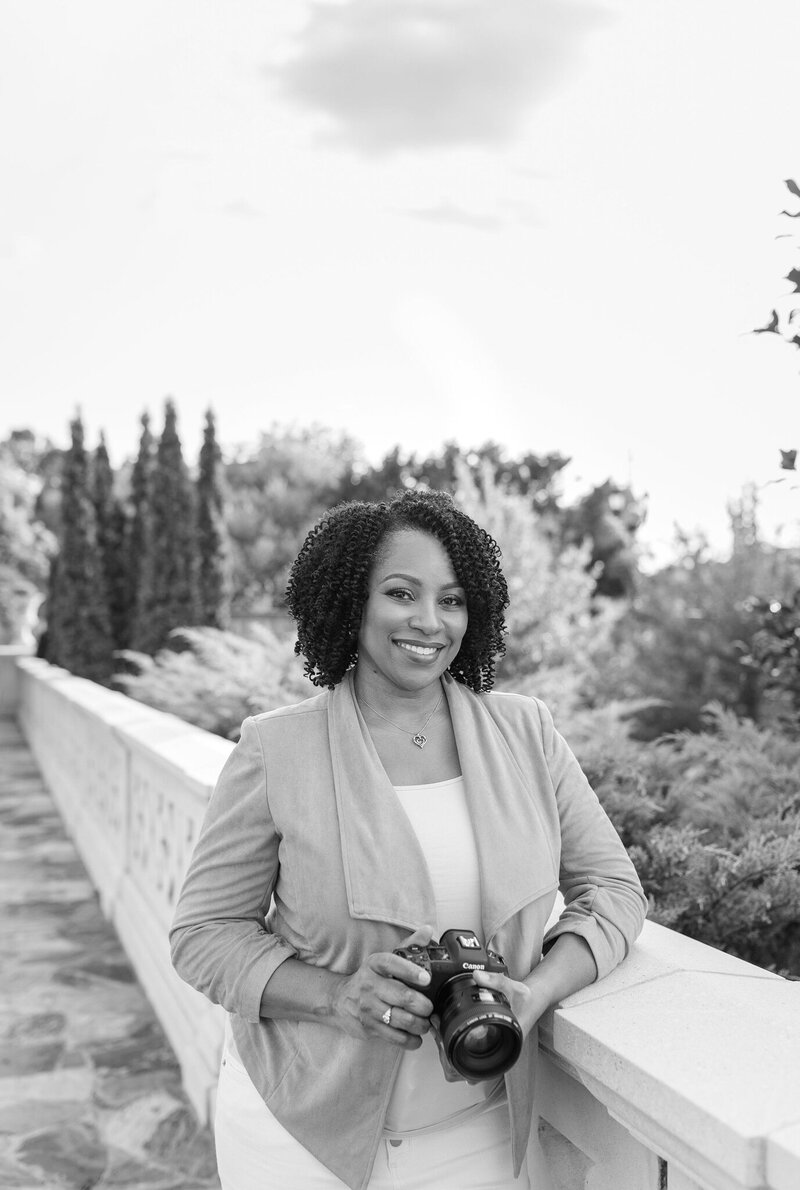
[328,672,437,929]
[444,676,559,943]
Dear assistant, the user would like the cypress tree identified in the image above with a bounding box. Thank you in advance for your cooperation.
[92,434,129,650]
[44,415,113,682]
[127,413,155,652]
[197,408,231,628]
[133,399,198,653]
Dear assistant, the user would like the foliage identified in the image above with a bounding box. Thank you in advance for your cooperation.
[0,565,39,645]
[115,624,314,740]
[127,413,156,651]
[0,431,57,643]
[131,401,199,654]
[596,492,800,737]
[92,434,129,651]
[751,178,800,362]
[224,425,358,613]
[452,457,608,683]
[197,409,232,629]
[9,400,800,975]
[335,439,570,513]
[336,441,645,600]
[747,591,800,733]
[630,823,800,977]
[559,701,800,976]
[43,416,113,682]
[559,480,646,598]
[743,179,800,735]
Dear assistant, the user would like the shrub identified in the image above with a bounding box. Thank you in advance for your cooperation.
[115,623,313,740]
[630,821,800,977]
[554,700,800,976]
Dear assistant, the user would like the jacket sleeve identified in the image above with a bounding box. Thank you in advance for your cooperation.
[169,716,297,1022]
[536,699,647,979]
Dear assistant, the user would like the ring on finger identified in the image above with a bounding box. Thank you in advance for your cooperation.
[381,1007,393,1027]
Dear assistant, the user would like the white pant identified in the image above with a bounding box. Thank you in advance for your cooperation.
[214,1041,551,1189]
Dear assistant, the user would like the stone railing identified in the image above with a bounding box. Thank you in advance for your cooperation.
[6,652,800,1190]
[11,653,232,1126]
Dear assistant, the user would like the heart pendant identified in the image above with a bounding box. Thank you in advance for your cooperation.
[412,733,427,749]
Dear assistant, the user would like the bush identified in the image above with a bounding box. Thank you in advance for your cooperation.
[552,700,800,976]
[629,821,800,977]
[115,623,314,740]
[453,459,604,681]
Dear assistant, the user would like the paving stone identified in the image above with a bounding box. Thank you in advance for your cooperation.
[0,1151,47,1187]
[97,1151,184,1187]
[92,1071,183,1112]
[143,1106,218,1180]
[101,1091,185,1155]
[8,1013,68,1040]
[0,1069,95,1106]
[0,1099,86,1136]
[0,1041,65,1076]
[0,719,221,1190]
[15,1122,108,1188]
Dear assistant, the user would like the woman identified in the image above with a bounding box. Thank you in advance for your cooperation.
[170,488,646,1190]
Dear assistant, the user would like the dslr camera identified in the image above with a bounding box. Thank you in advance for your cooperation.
[393,928,523,1081]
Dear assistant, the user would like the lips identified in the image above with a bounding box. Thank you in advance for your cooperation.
[393,640,443,658]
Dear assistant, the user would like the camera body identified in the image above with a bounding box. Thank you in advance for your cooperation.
[393,928,523,1081]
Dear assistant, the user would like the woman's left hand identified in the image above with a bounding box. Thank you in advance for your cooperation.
[470,968,547,1041]
[430,968,548,1084]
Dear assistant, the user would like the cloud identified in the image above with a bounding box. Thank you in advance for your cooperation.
[403,202,504,231]
[273,0,608,155]
[220,199,266,221]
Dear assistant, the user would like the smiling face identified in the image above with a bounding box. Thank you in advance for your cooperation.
[355,528,468,699]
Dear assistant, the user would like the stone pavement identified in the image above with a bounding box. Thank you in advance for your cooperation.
[0,718,221,1190]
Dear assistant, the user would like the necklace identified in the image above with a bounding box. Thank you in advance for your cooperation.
[357,690,444,750]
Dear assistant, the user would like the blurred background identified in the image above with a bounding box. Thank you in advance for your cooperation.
[2,0,800,974]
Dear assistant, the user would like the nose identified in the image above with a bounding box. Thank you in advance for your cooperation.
[408,599,443,635]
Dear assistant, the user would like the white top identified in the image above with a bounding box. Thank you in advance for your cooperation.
[384,776,503,1134]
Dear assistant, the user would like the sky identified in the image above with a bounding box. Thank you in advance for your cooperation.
[1,0,799,565]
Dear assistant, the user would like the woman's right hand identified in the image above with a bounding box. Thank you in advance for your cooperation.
[330,926,435,1049]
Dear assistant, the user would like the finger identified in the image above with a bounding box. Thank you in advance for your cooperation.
[381,980,434,1020]
[382,1006,430,1037]
[471,969,506,989]
[372,950,432,992]
[375,1007,426,1049]
[399,924,435,948]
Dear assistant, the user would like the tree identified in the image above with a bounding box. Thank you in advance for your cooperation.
[751,178,800,362]
[127,412,155,652]
[452,458,601,685]
[131,400,198,654]
[746,177,800,721]
[224,425,358,613]
[560,480,646,598]
[0,431,57,643]
[92,434,129,650]
[43,416,113,682]
[334,439,570,513]
[598,491,800,737]
[197,409,231,628]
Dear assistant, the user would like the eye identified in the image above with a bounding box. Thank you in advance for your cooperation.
[385,587,413,601]
[441,594,465,608]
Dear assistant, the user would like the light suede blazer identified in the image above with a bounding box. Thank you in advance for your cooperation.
[170,671,646,1190]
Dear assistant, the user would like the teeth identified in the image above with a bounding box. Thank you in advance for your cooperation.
[396,642,438,656]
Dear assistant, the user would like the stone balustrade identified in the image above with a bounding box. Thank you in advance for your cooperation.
[11,653,231,1128]
[5,649,800,1190]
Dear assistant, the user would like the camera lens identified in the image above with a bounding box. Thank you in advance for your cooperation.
[460,1023,504,1056]
[437,976,523,1080]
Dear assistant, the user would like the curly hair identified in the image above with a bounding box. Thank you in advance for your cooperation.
[285,488,509,691]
